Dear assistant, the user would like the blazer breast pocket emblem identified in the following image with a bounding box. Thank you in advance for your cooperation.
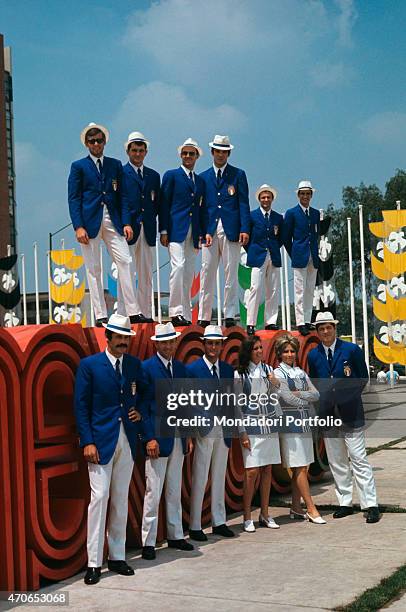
[227,185,236,196]
[131,381,137,395]
[151,190,155,202]
[343,363,352,377]
[112,179,118,192]
[274,225,279,235]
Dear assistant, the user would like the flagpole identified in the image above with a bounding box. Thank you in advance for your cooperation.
[33,242,40,324]
[280,263,286,330]
[155,238,162,323]
[358,205,369,374]
[283,247,291,331]
[216,268,221,326]
[347,217,356,343]
[47,251,52,324]
[21,254,27,325]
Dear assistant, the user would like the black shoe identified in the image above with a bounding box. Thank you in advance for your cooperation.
[84,567,101,585]
[167,539,194,551]
[130,314,153,324]
[306,323,316,331]
[247,325,256,335]
[107,560,134,575]
[95,318,108,328]
[189,529,208,541]
[172,315,191,327]
[224,318,236,328]
[365,507,380,524]
[297,325,310,336]
[333,506,354,519]
[265,324,279,331]
[142,546,156,560]
[197,320,210,328]
[212,524,235,538]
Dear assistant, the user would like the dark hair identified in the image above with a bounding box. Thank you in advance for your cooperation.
[237,335,262,374]
[85,127,105,141]
[127,140,147,152]
[211,148,231,157]
[105,329,113,341]
[274,334,300,360]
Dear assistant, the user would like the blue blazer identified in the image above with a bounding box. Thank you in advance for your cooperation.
[159,167,206,247]
[68,156,128,238]
[186,357,233,447]
[245,207,283,268]
[282,204,320,268]
[122,163,161,247]
[74,352,147,465]
[200,164,250,241]
[140,354,188,457]
[308,339,368,427]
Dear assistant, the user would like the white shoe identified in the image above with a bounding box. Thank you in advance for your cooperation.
[243,519,256,532]
[259,514,280,529]
[306,512,326,524]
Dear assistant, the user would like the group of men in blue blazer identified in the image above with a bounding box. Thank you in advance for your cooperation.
[68,123,321,335]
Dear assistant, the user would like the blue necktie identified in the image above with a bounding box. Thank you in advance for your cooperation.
[167,362,172,378]
[216,169,221,186]
[97,159,103,175]
[212,364,219,379]
[328,348,333,371]
[115,359,122,383]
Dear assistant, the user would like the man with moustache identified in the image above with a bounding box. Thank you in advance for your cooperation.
[187,325,235,540]
[117,131,161,323]
[245,184,284,335]
[68,123,137,326]
[74,314,147,584]
[160,138,206,327]
[282,180,320,336]
[140,322,194,560]
[197,135,250,328]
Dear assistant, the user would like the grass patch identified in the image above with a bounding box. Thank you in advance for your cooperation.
[334,565,406,611]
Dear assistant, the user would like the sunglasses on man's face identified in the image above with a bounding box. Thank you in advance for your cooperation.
[87,138,105,145]
[181,151,197,157]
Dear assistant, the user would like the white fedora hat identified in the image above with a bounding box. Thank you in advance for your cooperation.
[296,179,316,194]
[209,134,234,150]
[255,183,278,202]
[80,122,109,146]
[103,313,136,336]
[314,311,339,326]
[200,324,227,340]
[177,137,203,158]
[124,131,150,152]
[151,322,181,342]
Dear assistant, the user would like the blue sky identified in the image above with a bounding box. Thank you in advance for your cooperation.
[2,0,406,291]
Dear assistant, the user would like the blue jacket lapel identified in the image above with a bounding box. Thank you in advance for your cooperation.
[102,351,121,388]
[86,156,101,180]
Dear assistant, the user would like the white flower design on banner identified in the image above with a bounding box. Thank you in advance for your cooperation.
[376,241,384,260]
[111,262,118,280]
[53,305,69,323]
[379,323,406,345]
[377,283,387,302]
[390,276,406,297]
[319,236,332,261]
[2,271,16,291]
[68,306,82,323]
[313,283,335,309]
[53,267,69,285]
[4,311,19,327]
[387,230,406,253]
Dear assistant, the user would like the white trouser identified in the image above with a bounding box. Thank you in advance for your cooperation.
[168,227,196,319]
[293,257,318,326]
[117,225,154,318]
[141,437,185,546]
[324,430,377,509]
[80,208,137,320]
[87,423,134,567]
[189,435,229,530]
[198,220,240,321]
[246,253,280,326]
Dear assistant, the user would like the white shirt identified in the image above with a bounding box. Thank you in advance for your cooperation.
[299,203,310,215]
[213,162,227,177]
[181,165,195,180]
[130,162,144,176]
[203,355,220,377]
[89,153,104,168]
[105,348,123,374]
[322,339,337,359]
[157,352,173,373]
[260,206,272,218]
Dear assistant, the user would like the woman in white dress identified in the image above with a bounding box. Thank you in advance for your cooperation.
[235,335,282,532]
[274,334,326,524]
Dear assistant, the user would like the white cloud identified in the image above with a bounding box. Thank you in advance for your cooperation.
[335,0,357,47]
[360,112,406,146]
[310,61,353,88]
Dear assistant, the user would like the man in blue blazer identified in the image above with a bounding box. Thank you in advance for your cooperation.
[308,311,379,523]
[197,135,250,328]
[160,138,206,327]
[187,325,235,540]
[74,314,148,584]
[140,322,194,560]
[282,180,320,336]
[245,184,283,335]
[117,131,161,323]
[68,122,138,326]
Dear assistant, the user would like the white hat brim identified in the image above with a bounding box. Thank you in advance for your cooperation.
[296,187,316,194]
[124,138,150,152]
[315,318,339,326]
[102,323,136,336]
[178,144,203,157]
[256,186,278,202]
[151,331,181,341]
[81,123,109,146]
[200,335,227,341]
[209,142,234,150]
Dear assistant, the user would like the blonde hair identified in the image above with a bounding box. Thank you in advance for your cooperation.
[274,334,300,361]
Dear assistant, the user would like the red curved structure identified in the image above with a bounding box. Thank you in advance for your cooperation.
[0,323,321,590]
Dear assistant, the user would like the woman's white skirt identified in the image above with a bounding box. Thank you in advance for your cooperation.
[279,432,314,468]
[243,433,281,468]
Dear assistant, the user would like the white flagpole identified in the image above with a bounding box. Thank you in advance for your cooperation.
[216,268,221,326]
[47,251,52,324]
[280,264,286,330]
[151,271,156,322]
[21,254,27,325]
[7,244,11,256]
[283,247,291,331]
[155,238,162,323]
[358,205,369,374]
[60,238,65,250]
[347,218,356,343]
[33,242,40,324]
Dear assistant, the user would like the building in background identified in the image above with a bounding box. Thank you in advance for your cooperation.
[0,34,17,256]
